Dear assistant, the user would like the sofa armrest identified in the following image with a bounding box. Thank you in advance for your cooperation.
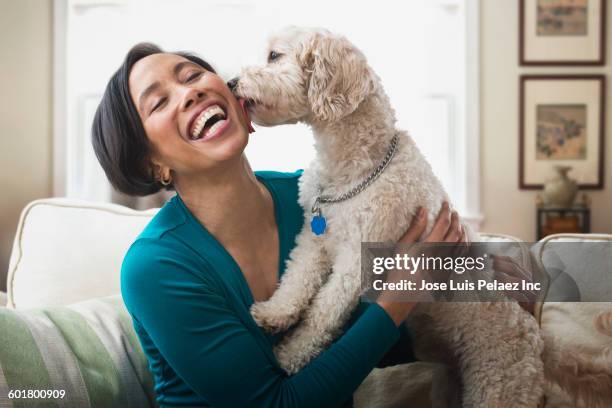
[0,291,7,307]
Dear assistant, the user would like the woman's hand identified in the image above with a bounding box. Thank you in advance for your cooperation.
[377,202,466,326]
[491,255,537,315]
[400,202,467,244]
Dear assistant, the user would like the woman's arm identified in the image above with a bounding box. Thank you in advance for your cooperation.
[122,239,400,408]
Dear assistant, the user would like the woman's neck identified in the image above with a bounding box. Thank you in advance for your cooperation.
[175,156,275,243]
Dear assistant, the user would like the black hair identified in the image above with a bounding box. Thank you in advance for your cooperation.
[91,42,216,196]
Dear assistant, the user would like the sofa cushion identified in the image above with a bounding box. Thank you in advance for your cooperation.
[532,233,612,326]
[534,233,612,303]
[0,295,157,407]
[7,199,157,309]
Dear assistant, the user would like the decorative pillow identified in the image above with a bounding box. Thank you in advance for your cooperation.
[535,234,612,302]
[0,295,157,407]
[7,199,157,309]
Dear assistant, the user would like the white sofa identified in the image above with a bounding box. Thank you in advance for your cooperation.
[1,198,611,408]
[0,199,540,309]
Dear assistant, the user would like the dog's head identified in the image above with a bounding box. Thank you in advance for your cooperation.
[231,27,376,126]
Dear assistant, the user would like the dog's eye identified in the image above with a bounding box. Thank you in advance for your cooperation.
[268,51,282,63]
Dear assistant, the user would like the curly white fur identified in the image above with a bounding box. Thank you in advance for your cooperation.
[234,27,544,407]
[541,303,612,407]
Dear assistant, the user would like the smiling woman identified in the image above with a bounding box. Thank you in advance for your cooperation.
[128,54,238,146]
[92,43,220,196]
[88,41,472,407]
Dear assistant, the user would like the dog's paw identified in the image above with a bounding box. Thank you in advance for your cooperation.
[250,301,298,333]
[594,310,612,336]
[274,325,330,374]
[274,340,312,375]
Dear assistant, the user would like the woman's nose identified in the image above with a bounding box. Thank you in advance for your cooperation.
[183,90,205,110]
[227,77,239,91]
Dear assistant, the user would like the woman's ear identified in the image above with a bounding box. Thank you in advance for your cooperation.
[150,160,171,185]
[239,99,256,133]
[300,33,376,122]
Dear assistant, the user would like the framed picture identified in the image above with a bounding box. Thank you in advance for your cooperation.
[519,0,606,65]
[520,75,605,189]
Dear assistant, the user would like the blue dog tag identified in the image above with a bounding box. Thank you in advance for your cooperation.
[311,215,327,235]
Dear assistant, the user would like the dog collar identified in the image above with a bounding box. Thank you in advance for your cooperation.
[310,133,399,235]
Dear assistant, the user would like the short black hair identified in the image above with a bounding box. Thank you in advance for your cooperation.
[91,42,216,196]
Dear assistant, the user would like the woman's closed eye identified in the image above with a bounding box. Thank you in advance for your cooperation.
[185,70,204,83]
[150,97,167,114]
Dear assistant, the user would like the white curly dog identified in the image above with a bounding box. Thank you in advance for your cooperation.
[233,27,544,407]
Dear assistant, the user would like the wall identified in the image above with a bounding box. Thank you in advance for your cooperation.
[480,0,612,240]
[0,0,53,291]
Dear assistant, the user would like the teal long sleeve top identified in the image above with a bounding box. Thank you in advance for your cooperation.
[121,170,415,407]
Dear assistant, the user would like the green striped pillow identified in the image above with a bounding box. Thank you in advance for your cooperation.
[0,296,157,408]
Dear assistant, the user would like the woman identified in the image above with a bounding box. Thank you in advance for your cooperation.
[92,43,468,407]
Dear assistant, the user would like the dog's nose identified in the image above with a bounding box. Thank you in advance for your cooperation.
[227,77,239,91]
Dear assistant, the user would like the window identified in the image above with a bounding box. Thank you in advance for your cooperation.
[55,0,482,227]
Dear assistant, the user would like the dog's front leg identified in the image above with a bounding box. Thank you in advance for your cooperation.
[274,248,362,374]
[250,230,329,333]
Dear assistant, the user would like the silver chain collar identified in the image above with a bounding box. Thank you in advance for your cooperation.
[311,133,399,216]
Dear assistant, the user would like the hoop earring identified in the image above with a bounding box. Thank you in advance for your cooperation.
[160,174,172,186]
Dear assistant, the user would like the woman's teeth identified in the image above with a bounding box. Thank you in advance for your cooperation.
[191,105,226,140]
[204,119,227,139]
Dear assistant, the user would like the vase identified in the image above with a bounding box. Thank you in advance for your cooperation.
[542,166,578,207]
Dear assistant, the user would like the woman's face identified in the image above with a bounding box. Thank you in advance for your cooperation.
[129,53,250,183]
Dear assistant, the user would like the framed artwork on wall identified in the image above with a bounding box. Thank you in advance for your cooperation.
[519,0,606,65]
[520,75,605,189]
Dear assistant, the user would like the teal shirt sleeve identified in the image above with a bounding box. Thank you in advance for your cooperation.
[122,238,401,408]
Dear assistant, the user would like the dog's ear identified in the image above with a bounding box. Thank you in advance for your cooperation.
[299,33,375,122]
